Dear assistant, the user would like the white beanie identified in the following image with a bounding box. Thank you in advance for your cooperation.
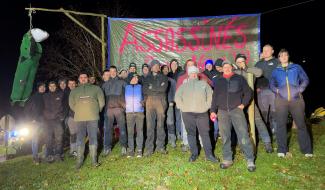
[187,66,199,75]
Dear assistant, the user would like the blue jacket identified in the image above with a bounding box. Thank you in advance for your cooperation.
[125,84,144,113]
[270,63,309,101]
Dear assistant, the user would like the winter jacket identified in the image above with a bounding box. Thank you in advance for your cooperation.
[142,72,168,98]
[168,67,183,81]
[203,69,220,81]
[270,63,309,101]
[176,72,212,90]
[255,58,279,88]
[175,78,212,113]
[102,77,126,109]
[211,74,252,112]
[125,84,144,113]
[24,92,44,121]
[69,83,105,121]
[43,91,64,120]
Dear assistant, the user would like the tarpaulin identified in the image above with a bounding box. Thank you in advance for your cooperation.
[108,14,260,72]
[10,32,42,105]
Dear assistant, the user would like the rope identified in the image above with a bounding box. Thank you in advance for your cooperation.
[262,0,315,15]
[28,4,35,31]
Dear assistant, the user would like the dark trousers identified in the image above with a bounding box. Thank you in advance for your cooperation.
[182,112,213,157]
[166,105,175,135]
[126,112,144,151]
[175,107,182,137]
[145,96,167,152]
[76,120,98,146]
[275,97,312,154]
[45,119,63,156]
[106,108,127,148]
[218,108,255,162]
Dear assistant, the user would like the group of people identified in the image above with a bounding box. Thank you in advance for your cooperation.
[24,44,313,172]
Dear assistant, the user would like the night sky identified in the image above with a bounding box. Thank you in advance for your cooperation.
[0,0,322,117]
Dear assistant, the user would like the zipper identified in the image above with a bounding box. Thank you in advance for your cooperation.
[285,68,291,101]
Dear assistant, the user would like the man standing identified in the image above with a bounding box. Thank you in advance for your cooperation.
[24,82,46,164]
[175,66,218,163]
[270,49,312,158]
[143,59,168,156]
[210,60,256,172]
[255,44,279,134]
[102,66,128,156]
[234,53,273,153]
[69,71,105,169]
[43,81,65,162]
[65,79,78,157]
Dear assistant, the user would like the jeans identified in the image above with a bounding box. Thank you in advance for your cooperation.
[145,96,167,152]
[275,97,312,154]
[214,119,219,141]
[45,119,63,156]
[30,121,41,159]
[126,112,144,151]
[166,105,175,135]
[218,108,255,162]
[106,108,127,148]
[180,111,188,145]
[182,112,213,157]
[103,113,110,150]
[76,120,99,146]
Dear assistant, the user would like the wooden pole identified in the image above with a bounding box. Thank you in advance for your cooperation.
[63,12,105,45]
[25,7,108,71]
[101,16,106,71]
[247,73,256,146]
[25,7,107,17]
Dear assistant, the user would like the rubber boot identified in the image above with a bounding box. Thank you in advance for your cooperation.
[168,133,176,148]
[89,145,100,167]
[75,145,85,170]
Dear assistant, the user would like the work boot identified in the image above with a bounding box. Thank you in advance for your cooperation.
[75,145,85,170]
[89,145,100,167]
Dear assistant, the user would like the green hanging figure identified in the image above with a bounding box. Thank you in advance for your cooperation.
[10,28,48,106]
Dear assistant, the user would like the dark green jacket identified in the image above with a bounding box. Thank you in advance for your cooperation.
[69,83,105,121]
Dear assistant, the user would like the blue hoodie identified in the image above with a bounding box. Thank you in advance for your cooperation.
[270,63,309,101]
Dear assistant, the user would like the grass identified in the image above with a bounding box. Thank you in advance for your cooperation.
[1,123,325,190]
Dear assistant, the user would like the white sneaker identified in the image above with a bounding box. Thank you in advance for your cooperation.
[277,153,285,158]
[304,154,313,158]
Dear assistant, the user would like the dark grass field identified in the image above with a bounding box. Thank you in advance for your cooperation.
[1,122,324,190]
